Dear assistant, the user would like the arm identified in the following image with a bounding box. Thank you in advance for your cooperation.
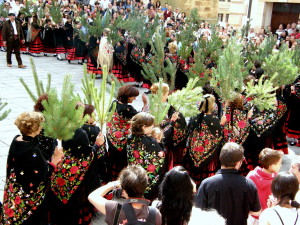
[88,181,120,215]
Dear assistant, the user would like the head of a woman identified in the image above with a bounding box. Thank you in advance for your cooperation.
[131,112,155,136]
[272,172,300,208]
[117,85,139,104]
[159,166,194,225]
[34,94,49,112]
[15,112,45,136]
[119,165,148,198]
[150,82,170,102]
[199,94,215,114]
[228,94,244,110]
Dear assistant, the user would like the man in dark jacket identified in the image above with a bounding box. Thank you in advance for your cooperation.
[195,142,261,225]
[2,12,26,68]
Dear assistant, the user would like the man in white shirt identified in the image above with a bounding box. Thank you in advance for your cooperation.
[2,13,26,68]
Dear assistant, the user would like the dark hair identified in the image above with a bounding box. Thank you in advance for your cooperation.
[83,104,95,117]
[117,85,139,103]
[254,60,261,68]
[119,165,148,198]
[219,142,244,167]
[272,172,300,208]
[130,112,154,135]
[259,148,283,169]
[34,94,48,112]
[228,94,244,110]
[159,166,194,225]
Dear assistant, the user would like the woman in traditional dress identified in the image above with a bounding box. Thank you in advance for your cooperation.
[1,112,63,225]
[126,112,165,201]
[150,82,187,170]
[66,22,88,64]
[28,16,44,57]
[64,16,74,55]
[33,94,57,161]
[223,94,252,145]
[97,28,114,72]
[53,21,66,61]
[107,85,148,181]
[42,19,57,56]
[184,94,224,186]
[49,127,106,225]
[285,77,300,147]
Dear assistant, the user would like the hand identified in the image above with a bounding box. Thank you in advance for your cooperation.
[220,114,227,125]
[3,41,6,47]
[67,37,70,40]
[247,108,253,119]
[53,147,64,159]
[142,93,148,105]
[96,40,100,44]
[95,133,105,146]
[171,112,179,122]
[22,39,25,44]
[158,151,165,158]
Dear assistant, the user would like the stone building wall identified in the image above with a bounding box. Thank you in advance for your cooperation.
[160,0,219,23]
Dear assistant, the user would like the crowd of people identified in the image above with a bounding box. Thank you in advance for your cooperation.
[1,0,300,225]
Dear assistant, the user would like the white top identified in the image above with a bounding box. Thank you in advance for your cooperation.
[11,20,18,35]
[259,206,300,225]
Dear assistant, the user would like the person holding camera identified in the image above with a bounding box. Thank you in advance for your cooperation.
[88,165,162,225]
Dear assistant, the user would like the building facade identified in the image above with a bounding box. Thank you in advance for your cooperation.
[218,0,300,31]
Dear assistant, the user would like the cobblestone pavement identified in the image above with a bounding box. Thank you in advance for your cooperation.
[0,51,300,224]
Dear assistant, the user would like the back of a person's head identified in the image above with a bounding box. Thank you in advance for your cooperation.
[159,166,194,225]
[259,148,283,170]
[188,208,226,225]
[119,165,148,198]
[219,142,244,168]
[272,172,300,208]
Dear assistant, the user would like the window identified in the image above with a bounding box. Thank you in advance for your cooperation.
[225,14,230,22]
[218,13,224,22]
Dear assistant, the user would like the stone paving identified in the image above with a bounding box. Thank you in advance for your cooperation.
[0,51,300,223]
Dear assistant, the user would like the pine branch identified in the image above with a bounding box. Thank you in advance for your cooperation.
[42,75,88,141]
[92,65,116,131]
[245,75,277,111]
[19,58,52,103]
[81,64,95,105]
[0,99,11,121]
[149,79,170,126]
[168,78,203,117]
[211,38,245,102]
[264,47,298,86]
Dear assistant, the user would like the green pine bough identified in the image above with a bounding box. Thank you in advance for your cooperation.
[211,38,245,102]
[185,48,209,87]
[245,75,277,111]
[19,58,52,103]
[42,75,88,142]
[92,65,116,131]
[81,64,96,105]
[264,47,298,87]
[149,78,170,126]
[168,78,203,118]
[0,99,11,121]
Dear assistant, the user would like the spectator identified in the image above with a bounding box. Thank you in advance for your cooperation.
[259,172,300,225]
[157,166,195,225]
[195,142,261,225]
[163,5,172,20]
[88,165,162,225]
[247,148,283,223]
[289,157,300,202]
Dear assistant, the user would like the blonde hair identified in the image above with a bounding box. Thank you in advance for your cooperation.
[168,42,177,54]
[15,112,45,135]
[150,82,170,96]
[199,94,215,113]
[151,127,164,140]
